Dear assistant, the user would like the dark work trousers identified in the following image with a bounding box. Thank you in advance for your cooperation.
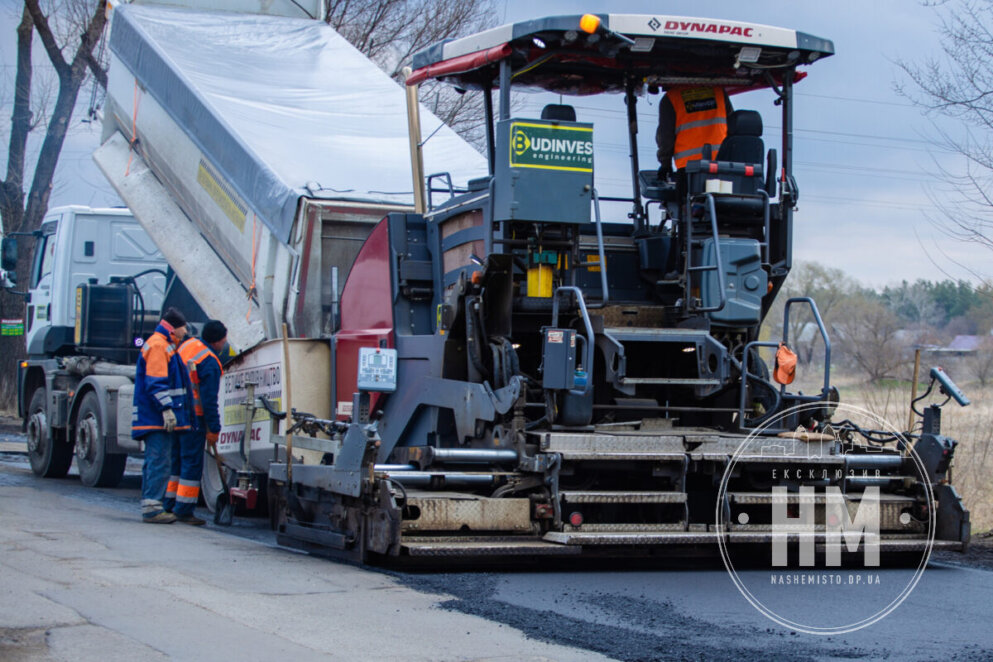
[163,423,206,517]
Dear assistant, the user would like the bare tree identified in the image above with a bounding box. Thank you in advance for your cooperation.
[326,0,496,149]
[884,280,943,342]
[898,0,993,260]
[0,0,108,409]
[764,261,855,366]
[831,293,908,383]
[967,335,993,386]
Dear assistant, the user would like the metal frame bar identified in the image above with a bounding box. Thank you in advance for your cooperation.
[685,193,727,314]
[783,296,832,395]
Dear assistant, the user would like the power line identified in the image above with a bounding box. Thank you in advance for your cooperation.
[793,92,916,108]
[802,194,935,211]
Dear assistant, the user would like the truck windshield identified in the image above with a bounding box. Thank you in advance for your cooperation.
[32,233,56,288]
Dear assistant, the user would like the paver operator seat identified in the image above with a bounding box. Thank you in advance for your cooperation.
[716,110,764,164]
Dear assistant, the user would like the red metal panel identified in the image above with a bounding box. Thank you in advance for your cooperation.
[336,218,394,418]
[406,44,513,85]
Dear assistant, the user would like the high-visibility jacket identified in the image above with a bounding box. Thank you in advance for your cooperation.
[670,86,729,169]
[178,337,224,434]
[132,323,193,438]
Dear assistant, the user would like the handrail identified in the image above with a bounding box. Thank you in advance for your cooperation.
[426,172,455,210]
[784,296,832,396]
[550,286,595,395]
[584,189,610,308]
[736,296,833,431]
[685,193,727,314]
[759,189,771,265]
[738,340,784,431]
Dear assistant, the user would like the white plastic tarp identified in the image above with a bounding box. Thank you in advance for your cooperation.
[109,5,488,243]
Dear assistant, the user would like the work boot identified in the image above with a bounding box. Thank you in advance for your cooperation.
[175,514,206,526]
[143,511,177,524]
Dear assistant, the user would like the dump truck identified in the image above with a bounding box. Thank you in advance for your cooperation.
[91,2,487,514]
[88,6,969,563]
[8,206,183,487]
[8,1,483,493]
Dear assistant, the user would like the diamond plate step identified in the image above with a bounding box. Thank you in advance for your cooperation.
[561,490,687,504]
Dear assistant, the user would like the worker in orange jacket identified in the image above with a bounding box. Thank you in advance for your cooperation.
[134,307,192,523]
[163,320,228,525]
[656,85,732,176]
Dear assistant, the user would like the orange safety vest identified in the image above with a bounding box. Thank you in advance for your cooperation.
[670,86,729,169]
[178,337,223,417]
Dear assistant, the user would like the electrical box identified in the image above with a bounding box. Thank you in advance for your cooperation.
[494,118,593,224]
[541,328,577,390]
[698,238,766,327]
[357,347,398,393]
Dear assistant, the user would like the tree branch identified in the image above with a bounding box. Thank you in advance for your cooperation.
[22,0,108,234]
[84,51,107,90]
[25,0,70,80]
[0,6,34,234]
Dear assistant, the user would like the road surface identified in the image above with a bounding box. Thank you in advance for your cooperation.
[1,428,991,661]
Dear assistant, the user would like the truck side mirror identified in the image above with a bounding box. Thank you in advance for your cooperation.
[1,236,16,272]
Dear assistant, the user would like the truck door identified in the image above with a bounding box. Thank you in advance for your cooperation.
[25,221,58,354]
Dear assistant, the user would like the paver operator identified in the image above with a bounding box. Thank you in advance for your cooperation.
[656,85,731,177]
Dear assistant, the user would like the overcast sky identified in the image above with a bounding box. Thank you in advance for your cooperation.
[0,0,989,287]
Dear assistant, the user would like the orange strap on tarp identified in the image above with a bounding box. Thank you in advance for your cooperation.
[247,214,258,322]
[774,343,797,385]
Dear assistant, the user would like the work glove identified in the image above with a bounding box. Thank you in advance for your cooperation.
[206,431,219,447]
[162,408,177,432]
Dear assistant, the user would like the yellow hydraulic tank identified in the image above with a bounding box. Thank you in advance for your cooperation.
[528,264,553,298]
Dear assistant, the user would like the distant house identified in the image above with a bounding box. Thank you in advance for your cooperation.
[930,335,988,357]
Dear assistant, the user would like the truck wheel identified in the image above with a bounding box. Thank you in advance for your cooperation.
[26,387,72,478]
[74,392,127,488]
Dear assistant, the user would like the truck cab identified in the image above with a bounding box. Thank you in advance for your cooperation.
[24,206,166,358]
[15,207,170,488]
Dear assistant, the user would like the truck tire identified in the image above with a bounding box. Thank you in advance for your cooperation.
[26,387,73,478]
[74,391,127,488]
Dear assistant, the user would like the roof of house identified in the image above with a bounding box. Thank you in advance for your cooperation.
[947,335,984,352]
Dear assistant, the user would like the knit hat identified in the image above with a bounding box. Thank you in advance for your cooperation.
[162,307,186,329]
[202,320,227,344]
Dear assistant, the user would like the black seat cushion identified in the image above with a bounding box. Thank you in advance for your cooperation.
[717,110,764,164]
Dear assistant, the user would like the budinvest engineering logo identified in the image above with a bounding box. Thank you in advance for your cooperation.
[509,122,593,172]
[716,402,936,635]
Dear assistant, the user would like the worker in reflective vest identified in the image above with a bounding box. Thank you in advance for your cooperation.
[656,85,732,175]
[164,320,228,525]
[134,307,192,524]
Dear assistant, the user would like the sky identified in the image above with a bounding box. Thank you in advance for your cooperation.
[0,0,989,288]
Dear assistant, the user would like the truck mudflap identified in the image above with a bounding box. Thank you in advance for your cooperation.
[267,423,970,564]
